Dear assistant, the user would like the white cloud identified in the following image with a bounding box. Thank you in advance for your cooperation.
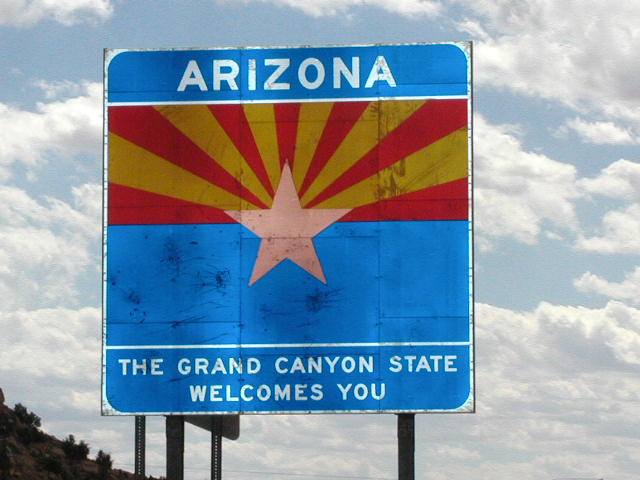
[532,301,640,366]
[0,183,101,311]
[33,79,91,100]
[474,135,640,254]
[0,0,113,26]
[229,0,440,17]
[578,159,640,202]
[561,117,637,145]
[575,267,640,306]
[476,300,640,407]
[463,301,640,478]
[72,182,102,223]
[454,1,640,133]
[573,159,640,254]
[0,81,102,181]
[0,307,100,383]
[474,115,579,246]
[576,203,640,254]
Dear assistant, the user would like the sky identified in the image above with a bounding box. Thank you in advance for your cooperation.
[0,0,639,479]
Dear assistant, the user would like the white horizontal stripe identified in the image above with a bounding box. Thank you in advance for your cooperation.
[106,94,469,107]
[106,341,471,350]
[102,407,473,415]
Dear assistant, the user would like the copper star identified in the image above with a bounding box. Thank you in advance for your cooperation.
[225,164,351,285]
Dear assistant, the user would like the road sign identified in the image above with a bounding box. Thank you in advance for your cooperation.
[102,43,473,415]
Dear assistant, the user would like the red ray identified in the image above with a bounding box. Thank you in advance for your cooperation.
[208,104,275,196]
[298,101,372,197]
[305,99,468,208]
[109,106,268,209]
[339,178,468,222]
[274,103,300,169]
[108,183,235,225]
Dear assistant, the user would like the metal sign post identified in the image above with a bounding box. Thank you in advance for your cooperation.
[397,414,415,480]
[166,416,184,480]
[134,416,145,478]
[211,416,223,480]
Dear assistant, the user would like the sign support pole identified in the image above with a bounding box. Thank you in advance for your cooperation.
[166,416,185,480]
[134,416,146,478]
[397,413,415,480]
[211,416,223,480]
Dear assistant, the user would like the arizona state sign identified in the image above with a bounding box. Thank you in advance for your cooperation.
[103,43,473,415]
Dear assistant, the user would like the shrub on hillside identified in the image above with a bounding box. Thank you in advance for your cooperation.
[96,449,112,479]
[13,404,41,428]
[38,452,69,477]
[12,403,46,445]
[15,424,47,444]
[61,434,90,462]
[0,410,15,437]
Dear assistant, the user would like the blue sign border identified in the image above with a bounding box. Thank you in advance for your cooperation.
[102,42,474,415]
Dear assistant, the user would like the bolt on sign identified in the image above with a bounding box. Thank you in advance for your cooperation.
[102,43,474,415]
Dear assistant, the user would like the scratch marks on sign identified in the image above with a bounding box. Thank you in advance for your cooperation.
[306,287,341,313]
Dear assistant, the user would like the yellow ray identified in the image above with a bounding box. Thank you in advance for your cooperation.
[154,105,272,206]
[292,102,334,190]
[300,99,426,205]
[109,133,258,210]
[243,103,281,192]
[312,127,468,209]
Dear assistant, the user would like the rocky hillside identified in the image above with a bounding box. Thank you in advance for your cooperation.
[0,389,161,480]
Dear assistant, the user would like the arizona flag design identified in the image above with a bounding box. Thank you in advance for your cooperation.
[103,44,473,415]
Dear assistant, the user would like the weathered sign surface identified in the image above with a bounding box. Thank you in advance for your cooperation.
[103,43,473,414]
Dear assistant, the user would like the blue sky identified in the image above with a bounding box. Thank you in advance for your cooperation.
[1,1,639,479]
